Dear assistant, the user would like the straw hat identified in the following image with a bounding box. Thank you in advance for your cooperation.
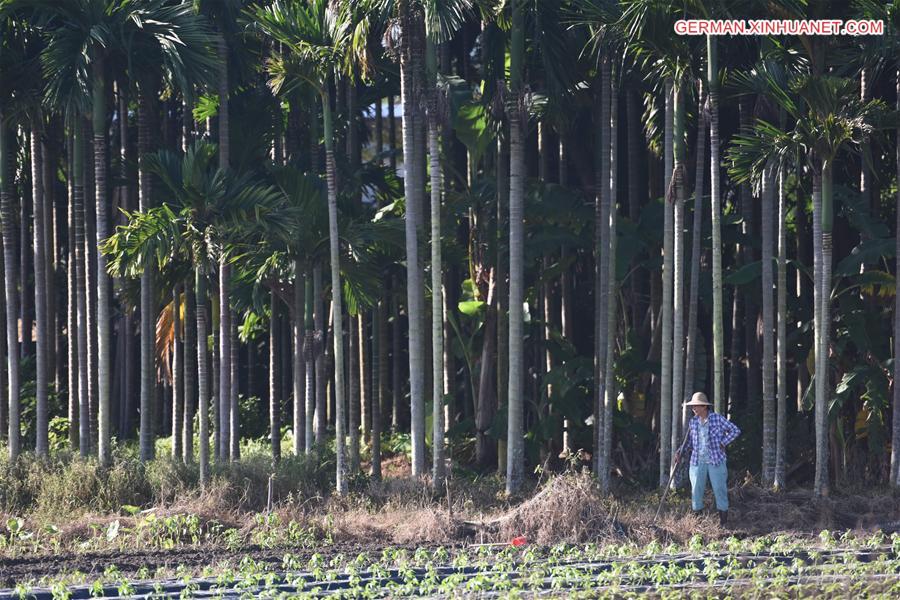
[684,392,712,407]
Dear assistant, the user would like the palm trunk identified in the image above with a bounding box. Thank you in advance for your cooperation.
[324,90,347,494]
[293,266,305,455]
[32,124,48,457]
[707,36,725,413]
[893,69,900,487]
[670,81,686,466]
[391,275,401,433]
[400,0,427,477]
[138,92,156,462]
[761,165,776,485]
[313,262,326,443]
[172,286,184,460]
[373,295,387,480]
[496,137,509,474]
[94,62,112,465]
[360,312,370,448]
[218,263,232,461]
[427,35,446,488]
[349,307,360,472]
[270,290,281,462]
[505,0,525,494]
[0,118,20,459]
[304,274,314,452]
[595,62,611,479]
[659,81,674,486]
[196,269,210,485]
[184,281,197,463]
[682,93,707,423]
[230,316,239,460]
[775,172,788,489]
[600,77,618,493]
[74,122,91,457]
[814,163,832,497]
[84,120,98,451]
[66,132,78,448]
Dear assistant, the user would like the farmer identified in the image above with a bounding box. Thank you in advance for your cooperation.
[674,392,741,526]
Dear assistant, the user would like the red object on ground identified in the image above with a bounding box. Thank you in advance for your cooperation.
[511,536,527,547]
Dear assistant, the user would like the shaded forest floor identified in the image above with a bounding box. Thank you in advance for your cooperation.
[2,449,899,586]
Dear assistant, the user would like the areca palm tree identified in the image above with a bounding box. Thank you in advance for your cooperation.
[252,0,367,494]
[729,73,891,497]
[105,140,280,481]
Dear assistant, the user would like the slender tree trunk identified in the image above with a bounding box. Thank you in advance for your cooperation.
[814,163,832,497]
[0,118,20,459]
[427,35,446,488]
[172,286,184,460]
[600,77,618,493]
[74,122,91,457]
[230,316,239,461]
[682,93,707,422]
[324,91,347,494]
[670,81,686,466]
[505,0,525,494]
[775,171,788,489]
[373,295,387,480]
[138,91,156,462]
[84,119,98,451]
[595,62,611,479]
[32,124,49,457]
[761,165,776,485]
[196,270,210,485]
[93,62,112,465]
[360,312,370,447]
[391,276,401,433]
[270,290,281,462]
[314,263,326,443]
[659,81,674,486]
[400,0,427,477]
[184,282,197,463]
[496,137,509,474]
[211,283,220,460]
[708,36,725,413]
[893,70,900,487]
[349,306,360,472]
[293,267,305,455]
[304,274,314,452]
[218,263,232,461]
[66,132,78,447]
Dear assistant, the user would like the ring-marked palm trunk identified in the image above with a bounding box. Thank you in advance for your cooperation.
[682,92,707,422]
[138,91,156,462]
[761,164,776,485]
[775,172,787,489]
[600,76,618,494]
[32,122,49,457]
[313,262,326,444]
[427,35,446,489]
[304,274,315,453]
[196,269,210,485]
[293,265,305,456]
[93,60,112,466]
[0,118,20,459]
[814,161,833,497]
[707,36,725,414]
[595,60,611,479]
[74,122,91,457]
[670,81,685,467]
[505,0,526,495]
[659,81,674,486]
[323,89,347,495]
[893,69,900,487]
[399,0,427,477]
[270,290,281,462]
[184,282,197,463]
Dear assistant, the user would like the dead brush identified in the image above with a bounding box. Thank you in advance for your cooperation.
[483,473,623,545]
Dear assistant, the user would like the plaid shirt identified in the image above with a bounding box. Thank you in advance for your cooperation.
[682,412,740,466]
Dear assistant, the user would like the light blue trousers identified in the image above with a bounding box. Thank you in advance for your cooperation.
[689,461,729,511]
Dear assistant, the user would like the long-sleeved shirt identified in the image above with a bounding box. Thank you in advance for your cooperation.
[682,412,741,466]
